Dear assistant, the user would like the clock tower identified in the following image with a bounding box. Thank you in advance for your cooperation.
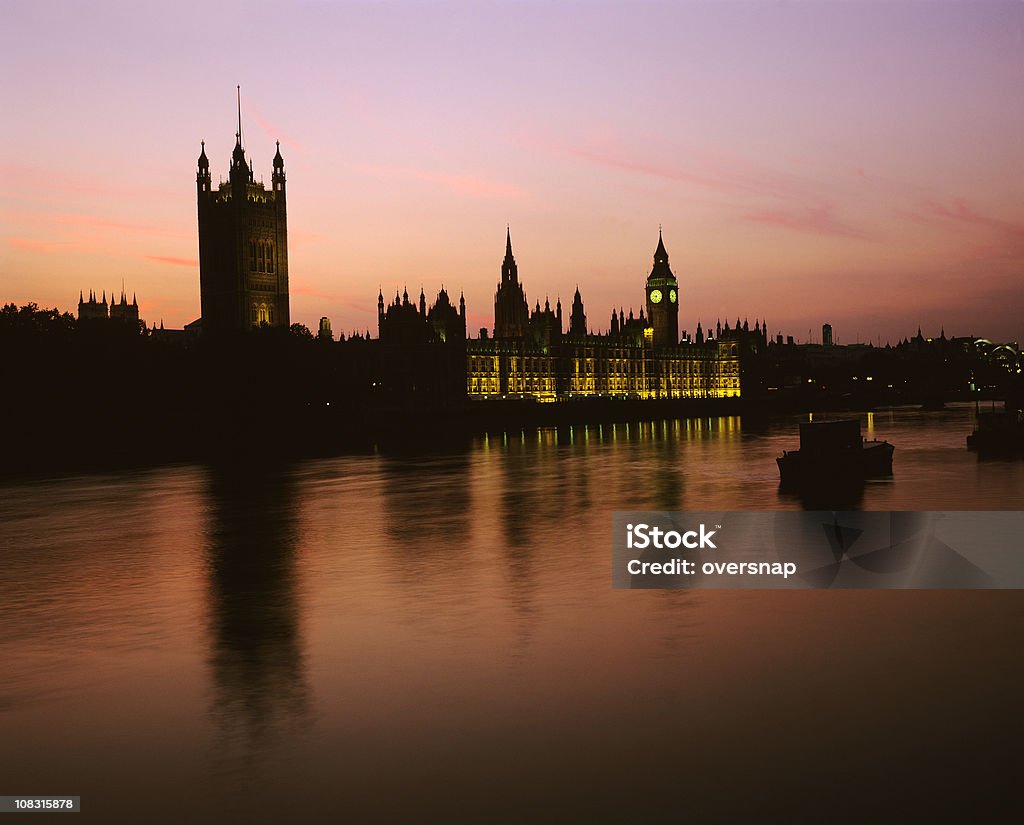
[645,229,679,347]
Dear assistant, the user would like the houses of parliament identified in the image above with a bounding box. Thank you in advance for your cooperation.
[373,225,742,402]
[460,228,741,400]
[190,98,741,402]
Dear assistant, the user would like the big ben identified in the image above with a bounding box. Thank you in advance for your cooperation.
[645,229,679,347]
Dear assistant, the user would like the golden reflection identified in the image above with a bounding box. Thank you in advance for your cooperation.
[476,414,757,451]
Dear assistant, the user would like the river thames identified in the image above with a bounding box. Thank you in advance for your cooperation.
[1,404,1021,822]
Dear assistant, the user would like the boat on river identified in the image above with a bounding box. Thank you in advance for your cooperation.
[967,406,1024,455]
[777,419,894,488]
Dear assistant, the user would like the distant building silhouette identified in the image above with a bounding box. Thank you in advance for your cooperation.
[109,288,140,324]
[378,286,466,346]
[377,285,467,405]
[78,287,140,325]
[823,323,833,347]
[77,290,108,321]
[197,89,289,333]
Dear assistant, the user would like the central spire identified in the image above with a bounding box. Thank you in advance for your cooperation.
[500,225,519,285]
[236,85,243,148]
[230,86,248,176]
[654,227,668,264]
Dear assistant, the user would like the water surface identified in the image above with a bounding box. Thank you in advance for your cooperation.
[1,405,1021,822]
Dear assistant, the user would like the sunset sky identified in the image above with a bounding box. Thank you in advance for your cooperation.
[2,0,1022,344]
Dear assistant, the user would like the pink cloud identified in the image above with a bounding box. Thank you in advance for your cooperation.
[145,255,197,267]
[0,165,172,202]
[352,164,524,199]
[522,129,884,241]
[291,281,344,301]
[9,210,186,240]
[569,145,726,192]
[245,100,308,154]
[63,214,183,237]
[744,203,874,240]
[7,237,70,252]
[919,197,1024,240]
[523,130,824,203]
[894,197,1024,260]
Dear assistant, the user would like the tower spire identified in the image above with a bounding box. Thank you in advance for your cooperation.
[236,85,242,147]
[654,228,668,264]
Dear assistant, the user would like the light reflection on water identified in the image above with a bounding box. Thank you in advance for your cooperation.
[0,404,1021,822]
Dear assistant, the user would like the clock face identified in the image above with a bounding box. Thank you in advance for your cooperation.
[669,289,677,303]
[649,289,663,304]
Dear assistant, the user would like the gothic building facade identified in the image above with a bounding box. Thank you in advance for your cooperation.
[466,230,741,401]
[197,94,289,333]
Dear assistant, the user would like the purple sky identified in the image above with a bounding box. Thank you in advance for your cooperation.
[2,0,1022,344]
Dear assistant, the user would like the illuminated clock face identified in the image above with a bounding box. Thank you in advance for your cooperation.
[650,289,663,304]
[669,289,677,303]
